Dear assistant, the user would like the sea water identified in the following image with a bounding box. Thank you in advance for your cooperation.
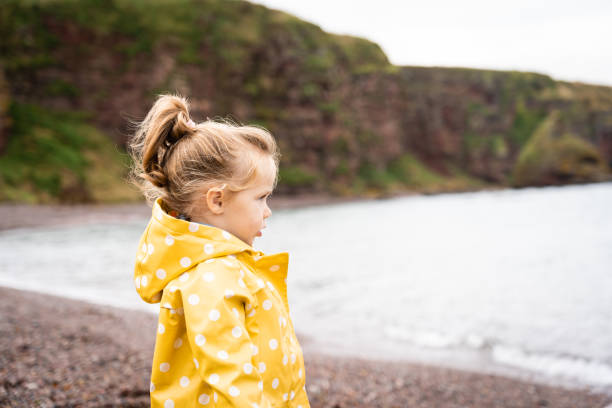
[1,182,611,393]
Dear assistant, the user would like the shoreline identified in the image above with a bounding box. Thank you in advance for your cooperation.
[1,286,610,407]
[2,182,610,231]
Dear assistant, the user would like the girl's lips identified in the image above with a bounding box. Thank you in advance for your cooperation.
[256,231,262,237]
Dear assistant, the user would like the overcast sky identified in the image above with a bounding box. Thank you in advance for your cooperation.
[252,0,612,87]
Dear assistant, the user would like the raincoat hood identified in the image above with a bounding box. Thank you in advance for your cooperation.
[134,198,263,304]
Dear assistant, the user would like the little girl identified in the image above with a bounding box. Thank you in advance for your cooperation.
[130,95,310,408]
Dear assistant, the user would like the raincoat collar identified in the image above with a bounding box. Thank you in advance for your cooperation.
[134,198,265,304]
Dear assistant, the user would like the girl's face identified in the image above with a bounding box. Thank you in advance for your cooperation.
[216,156,276,246]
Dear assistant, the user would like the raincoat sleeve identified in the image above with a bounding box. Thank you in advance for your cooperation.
[181,260,272,407]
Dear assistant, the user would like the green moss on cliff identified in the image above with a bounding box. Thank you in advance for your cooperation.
[0,103,140,203]
[512,111,608,187]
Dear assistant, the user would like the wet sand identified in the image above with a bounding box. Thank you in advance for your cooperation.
[1,286,610,408]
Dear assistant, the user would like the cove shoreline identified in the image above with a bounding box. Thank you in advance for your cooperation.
[0,186,511,231]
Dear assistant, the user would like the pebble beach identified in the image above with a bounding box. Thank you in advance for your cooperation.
[1,287,611,407]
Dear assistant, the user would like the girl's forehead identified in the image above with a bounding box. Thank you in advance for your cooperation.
[251,155,277,190]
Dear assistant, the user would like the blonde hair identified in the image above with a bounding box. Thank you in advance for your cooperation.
[128,94,280,216]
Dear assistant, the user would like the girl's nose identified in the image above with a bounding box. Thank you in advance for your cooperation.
[264,205,272,218]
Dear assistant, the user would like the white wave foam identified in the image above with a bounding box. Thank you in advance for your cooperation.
[384,325,487,350]
[493,344,612,386]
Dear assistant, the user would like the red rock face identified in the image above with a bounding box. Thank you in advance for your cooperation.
[0,66,9,155]
[2,1,611,196]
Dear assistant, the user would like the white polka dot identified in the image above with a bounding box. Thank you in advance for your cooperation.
[141,243,147,253]
[164,399,174,408]
[217,350,229,360]
[222,231,231,239]
[203,272,215,282]
[193,358,199,369]
[209,309,220,321]
[213,392,218,402]
[283,393,288,401]
[180,257,191,267]
[269,264,280,272]
[298,368,302,378]
[272,378,279,389]
[179,272,189,282]
[141,276,148,287]
[232,308,239,318]
[169,285,178,292]
[267,282,275,291]
[134,276,141,289]
[232,326,242,338]
[258,381,263,390]
[252,404,259,408]
[156,269,167,279]
[165,235,174,246]
[174,338,183,348]
[243,362,253,374]
[160,362,170,372]
[290,391,295,400]
[269,338,278,350]
[298,406,303,408]
[251,344,258,356]
[224,289,234,298]
[198,394,210,405]
[209,373,219,385]
[291,353,296,364]
[204,243,214,254]
[189,222,199,232]
[150,382,155,392]
[158,323,165,334]
[257,279,265,288]
[247,309,256,317]
[163,302,172,308]
[245,302,252,311]
[147,243,155,254]
[195,334,206,346]
[180,376,190,387]
[258,362,266,373]
[222,259,234,266]
[239,269,245,278]
[262,300,272,310]
[238,278,246,288]
[229,386,240,397]
[282,354,288,365]
[188,294,200,305]
[228,254,236,260]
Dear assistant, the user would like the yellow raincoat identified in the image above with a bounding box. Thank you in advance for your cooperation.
[134,198,310,407]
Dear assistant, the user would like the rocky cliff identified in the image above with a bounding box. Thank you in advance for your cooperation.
[1,0,611,202]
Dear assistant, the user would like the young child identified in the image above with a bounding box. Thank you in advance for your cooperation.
[130,95,310,407]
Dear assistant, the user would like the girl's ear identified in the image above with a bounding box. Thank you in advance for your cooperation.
[205,187,225,215]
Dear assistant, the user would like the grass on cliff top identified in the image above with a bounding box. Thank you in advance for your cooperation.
[0,103,141,203]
